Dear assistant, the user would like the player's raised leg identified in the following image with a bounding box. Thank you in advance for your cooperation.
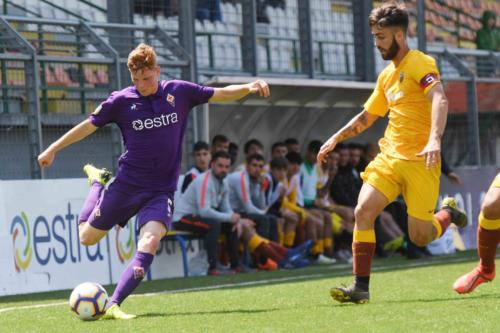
[407,197,468,248]
[104,220,166,319]
[454,175,500,294]
[78,164,112,246]
[330,183,388,304]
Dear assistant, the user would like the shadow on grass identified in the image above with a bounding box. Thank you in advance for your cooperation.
[327,292,500,307]
[379,292,500,305]
[0,250,484,306]
[141,307,280,319]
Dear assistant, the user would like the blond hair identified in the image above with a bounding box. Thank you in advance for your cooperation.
[127,43,157,73]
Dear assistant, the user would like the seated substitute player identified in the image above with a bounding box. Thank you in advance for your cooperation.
[37,43,271,319]
[180,140,211,194]
[211,134,230,154]
[285,138,300,153]
[174,151,250,275]
[284,152,328,259]
[227,153,280,270]
[454,173,500,293]
[175,151,310,271]
[317,3,467,304]
[263,141,287,173]
[263,157,300,248]
[234,139,265,172]
[300,140,336,262]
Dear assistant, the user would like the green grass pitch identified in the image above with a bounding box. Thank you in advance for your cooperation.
[1,251,499,333]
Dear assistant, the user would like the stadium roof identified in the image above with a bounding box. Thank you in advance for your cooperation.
[204,76,375,108]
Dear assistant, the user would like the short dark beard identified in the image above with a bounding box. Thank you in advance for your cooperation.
[380,36,400,60]
[213,172,226,180]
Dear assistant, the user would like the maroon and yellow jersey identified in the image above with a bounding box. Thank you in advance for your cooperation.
[364,50,441,160]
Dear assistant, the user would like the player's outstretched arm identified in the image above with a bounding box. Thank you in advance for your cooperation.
[417,83,448,169]
[209,80,270,102]
[317,110,379,163]
[38,119,98,168]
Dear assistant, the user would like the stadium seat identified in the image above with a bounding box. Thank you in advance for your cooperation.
[196,35,210,68]
[84,67,99,86]
[95,69,109,85]
[133,14,144,25]
[54,66,78,87]
[144,15,155,26]
[45,66,59,86]
[166,17,178,30]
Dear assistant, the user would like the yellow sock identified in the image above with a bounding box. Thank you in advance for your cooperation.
[431,217,443,240]
[353,229,376,243]
[284,232,295,247]
[479,212,500,230]
[331,213,343,234]
[324,237,333,249]
[278,231,284,245]
[312,239,325,255]
[248,234,265,252]
[299,210,307,226]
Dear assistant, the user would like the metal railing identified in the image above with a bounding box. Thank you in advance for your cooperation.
[429,46,500,166]
[0,15,193,179]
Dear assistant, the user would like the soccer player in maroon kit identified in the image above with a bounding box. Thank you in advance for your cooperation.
[454,173,500,293]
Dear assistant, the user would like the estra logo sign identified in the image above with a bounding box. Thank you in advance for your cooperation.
[9,204,106,271]
[132,113,178,131]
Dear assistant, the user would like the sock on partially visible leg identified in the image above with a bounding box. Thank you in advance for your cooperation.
[79,182,104,224]
[324,237,333,256]
[352,229,376,292]
[284,232,296,248]
[432,209,452,239]
[478,213,500,274]
[248,234,285,263]
[278,223,284,245]
[111,251,154,306]
[311,239,324,256]
[268,241,288,257]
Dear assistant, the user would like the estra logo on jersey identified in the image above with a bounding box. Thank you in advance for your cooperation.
[132,112,179,131]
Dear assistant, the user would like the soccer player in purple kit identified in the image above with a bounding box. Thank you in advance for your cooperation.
[37,43,270,319]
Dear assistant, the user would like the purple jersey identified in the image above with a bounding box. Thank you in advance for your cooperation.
[90,80,214,191]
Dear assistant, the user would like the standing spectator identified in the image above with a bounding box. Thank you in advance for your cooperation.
[476,10,500,77]
[476,10,500,51]
[196,0,222,22]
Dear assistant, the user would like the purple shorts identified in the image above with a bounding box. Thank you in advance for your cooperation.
[86,180,174,231]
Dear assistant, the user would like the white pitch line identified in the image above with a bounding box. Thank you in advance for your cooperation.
[0,301,68,314]
[0,255,475,315]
